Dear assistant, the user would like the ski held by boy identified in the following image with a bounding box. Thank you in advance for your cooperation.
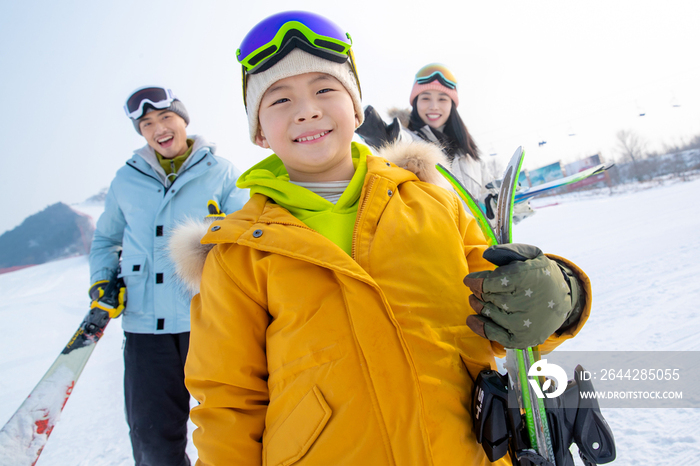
[439,147,616,465]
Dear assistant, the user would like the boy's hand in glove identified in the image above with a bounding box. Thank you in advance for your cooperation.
[463,244,583,349]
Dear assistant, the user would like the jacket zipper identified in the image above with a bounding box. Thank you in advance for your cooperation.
[167,153,207,193]
[168,160,178,183]
[351,176,376,260]
[266,220,315,232]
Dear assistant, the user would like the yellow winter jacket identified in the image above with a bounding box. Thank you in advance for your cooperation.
[182,143,590,466]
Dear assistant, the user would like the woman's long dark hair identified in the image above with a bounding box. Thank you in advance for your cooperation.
[408,97,480,162]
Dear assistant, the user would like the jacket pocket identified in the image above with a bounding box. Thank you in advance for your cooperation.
[264,385,332,466]
[268,344,342,397]
[118,255,147,316]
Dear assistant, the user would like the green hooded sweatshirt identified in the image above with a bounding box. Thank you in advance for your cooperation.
[236,142,370,255]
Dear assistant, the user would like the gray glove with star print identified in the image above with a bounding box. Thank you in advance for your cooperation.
[463,243,584,349]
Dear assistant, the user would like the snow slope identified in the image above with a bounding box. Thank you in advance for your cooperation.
[1,178,699,465]
[518,177,700,465]
[0,256,199,465]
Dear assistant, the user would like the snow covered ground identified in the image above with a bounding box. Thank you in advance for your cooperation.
[1,177,699,465]
[0,205,199,465]
[518,177,700,465]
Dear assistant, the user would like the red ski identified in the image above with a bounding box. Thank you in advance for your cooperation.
[0,276,120,465]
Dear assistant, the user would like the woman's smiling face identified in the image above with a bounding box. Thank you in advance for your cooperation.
[416,90,452,129]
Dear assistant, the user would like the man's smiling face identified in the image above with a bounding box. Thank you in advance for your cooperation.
[139,109,189,158]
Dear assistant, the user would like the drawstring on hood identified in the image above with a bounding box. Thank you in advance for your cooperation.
[156,139,194,181]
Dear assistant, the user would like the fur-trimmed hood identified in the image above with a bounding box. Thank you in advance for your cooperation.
[387,107,411,128]
[168,140,452,294]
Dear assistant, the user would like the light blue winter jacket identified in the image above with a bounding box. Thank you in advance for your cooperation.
[89,135,248,334]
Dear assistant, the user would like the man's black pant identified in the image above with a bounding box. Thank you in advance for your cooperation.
[124,332,191,466]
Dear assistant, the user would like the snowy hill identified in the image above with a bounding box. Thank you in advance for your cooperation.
[1,178,699,465]
[0,203,94,273]
[516,177,700,464]
[0,190,108,275]
[0,255,199,465]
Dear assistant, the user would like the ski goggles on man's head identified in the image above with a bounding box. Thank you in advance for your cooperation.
[415,64,458,90]
[237,11,352,75]
[124,86,177,120]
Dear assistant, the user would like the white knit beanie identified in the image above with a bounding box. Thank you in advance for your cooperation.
[245,49,363,143]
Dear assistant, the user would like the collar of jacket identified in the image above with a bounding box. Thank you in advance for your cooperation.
[130,134,216,187]
[169,139,451,294]
[416,125,440,144]
[236,142,370,214]
[208,148,412,223]
[199,150,418,281]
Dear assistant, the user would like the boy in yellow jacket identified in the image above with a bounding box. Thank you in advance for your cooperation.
[173,11,591,466]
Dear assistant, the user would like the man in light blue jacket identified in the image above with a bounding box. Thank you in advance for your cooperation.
[89,86,248,466]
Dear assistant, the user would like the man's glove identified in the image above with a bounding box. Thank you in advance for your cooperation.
[89,279,126,319]
[205,199,226,221]
[355,105,401,150]
[463,244,583,349]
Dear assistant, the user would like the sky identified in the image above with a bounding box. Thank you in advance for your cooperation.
[1,0,699,234]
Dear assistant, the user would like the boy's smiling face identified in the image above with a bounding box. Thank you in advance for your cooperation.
[255,72,359,182]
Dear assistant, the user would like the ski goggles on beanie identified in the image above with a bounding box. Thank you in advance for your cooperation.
[409,63,459,107]
[414,64,458,90]
[124,86,177,120]
[237,10,361,107]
